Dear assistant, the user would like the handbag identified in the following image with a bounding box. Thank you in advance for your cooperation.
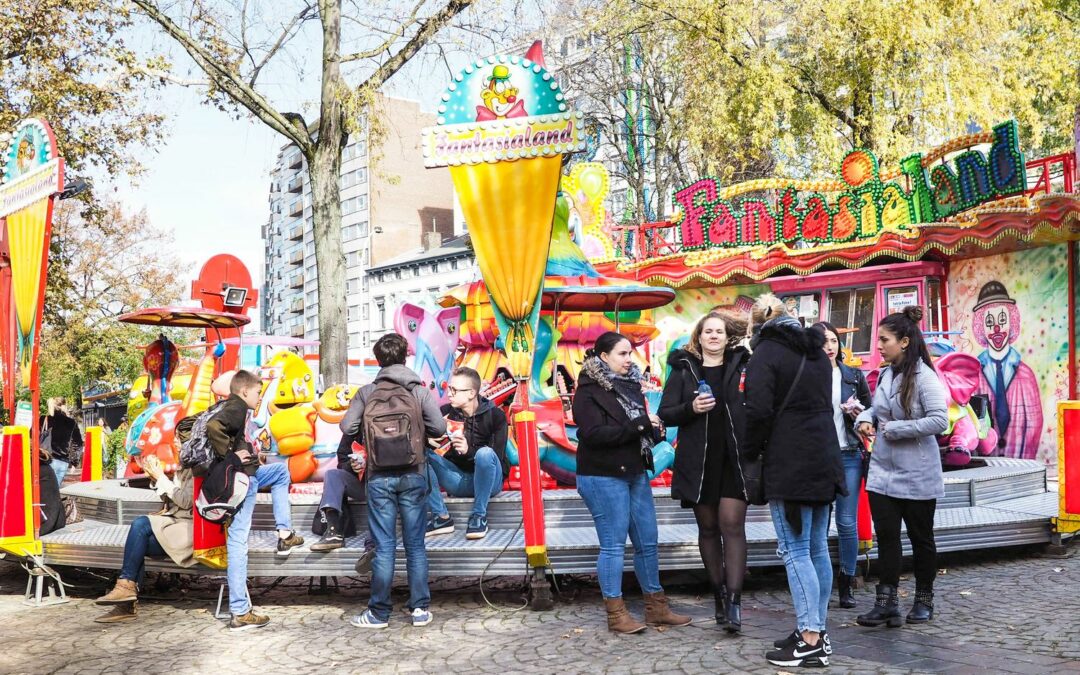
[743,355,806,505]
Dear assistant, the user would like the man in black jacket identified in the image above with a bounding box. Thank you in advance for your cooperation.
[425,367,508,541]
[43,398,83,485]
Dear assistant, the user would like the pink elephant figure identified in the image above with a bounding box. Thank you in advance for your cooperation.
[394,303,461,406]
[935,352,999,467]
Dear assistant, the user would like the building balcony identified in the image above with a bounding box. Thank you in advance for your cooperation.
[289,250,303,265]
[289,324,305,338]
[287,176,303,193]
[289,274,305,289]
[290,298,303,314]
[287,151,302,170]
[288,225,304,241]
[288,200,303,217]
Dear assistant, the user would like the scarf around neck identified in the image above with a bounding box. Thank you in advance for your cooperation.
[582,356,655,452]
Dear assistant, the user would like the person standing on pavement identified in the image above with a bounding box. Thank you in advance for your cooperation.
[742,294,845,668]
[341,333,447,629]
[855,306,948,628]
[42,397,83,485]
[425,366,509,541]
[811,321,873,609]
[573,331,692,635]
[659,310,751,632]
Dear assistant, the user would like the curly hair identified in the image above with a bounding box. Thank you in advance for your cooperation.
[972,302,1021,349]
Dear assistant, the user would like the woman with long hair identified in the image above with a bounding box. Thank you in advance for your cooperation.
[743,294,845,668]
[659,310,750,631]
[810,321,872,609]
[573,331,692,634]
[856,306,948,627]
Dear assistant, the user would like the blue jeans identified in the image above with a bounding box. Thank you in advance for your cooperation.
[576,472,662,599]
[770,500,833,633]
[227,463,292,615]
[426,447,503,518]
[367,471,430,621]
[119,516,166,583]
[50,458,70,485]
[834,448,864,576]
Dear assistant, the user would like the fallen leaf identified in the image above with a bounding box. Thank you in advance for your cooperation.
[573,628,584,634]
[959,591,972,596]
[560,633,570,639]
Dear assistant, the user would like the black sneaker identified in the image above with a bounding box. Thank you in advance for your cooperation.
[310,532,344,552]
[821,631,833,656]
[426,514,454,537]
[354,547,376,575]
[766,638,829,668]
[276,531,305,557]
[774,628,801,649]
[465,514,488,540]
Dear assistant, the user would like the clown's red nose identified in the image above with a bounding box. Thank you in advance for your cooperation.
[506,95,517,103]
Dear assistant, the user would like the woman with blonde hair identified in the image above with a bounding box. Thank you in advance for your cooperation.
[659,309,751,631]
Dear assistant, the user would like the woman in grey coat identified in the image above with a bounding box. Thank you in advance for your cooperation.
[855,306,948,628]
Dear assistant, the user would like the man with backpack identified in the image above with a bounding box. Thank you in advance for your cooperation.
[199,369,304,631]
[340,333,446,629]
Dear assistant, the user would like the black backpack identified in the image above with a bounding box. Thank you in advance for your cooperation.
[196,453,249,524]
[362,380,425,472]
[178,400,228,476]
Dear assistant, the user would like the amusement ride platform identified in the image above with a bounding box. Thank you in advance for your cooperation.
[41,457,1057,579]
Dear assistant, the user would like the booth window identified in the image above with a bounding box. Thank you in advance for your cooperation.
[779,293,820,323]
[927,279,943,333]
[828,287,875,353]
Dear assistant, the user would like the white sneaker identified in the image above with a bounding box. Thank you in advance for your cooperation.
[410,607,432,627]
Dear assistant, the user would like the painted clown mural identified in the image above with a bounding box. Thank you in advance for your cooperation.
[950,246,1070,465]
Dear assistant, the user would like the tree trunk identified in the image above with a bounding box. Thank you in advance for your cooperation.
[311,0,347,386]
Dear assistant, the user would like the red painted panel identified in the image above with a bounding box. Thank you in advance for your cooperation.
[1064,408,1080,515]
[0,432,27,539]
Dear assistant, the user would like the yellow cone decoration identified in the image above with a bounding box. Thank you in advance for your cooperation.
[423,48,586,378]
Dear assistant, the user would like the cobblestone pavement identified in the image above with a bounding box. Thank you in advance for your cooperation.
[1,545,1079,674]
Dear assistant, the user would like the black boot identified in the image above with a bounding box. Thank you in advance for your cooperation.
[838,573,856,609]
[906,588,934,623]
[724,591,741,633]
[713,585,728,626]
[855,584,902,628]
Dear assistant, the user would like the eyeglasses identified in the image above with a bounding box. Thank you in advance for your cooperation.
[447,386,475,395]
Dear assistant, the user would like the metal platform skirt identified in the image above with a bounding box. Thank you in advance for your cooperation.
[45,458,1057,577]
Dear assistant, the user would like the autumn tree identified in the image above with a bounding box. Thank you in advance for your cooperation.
[39,202,185,403]
[128,0,482,384]
[0,0,166,218]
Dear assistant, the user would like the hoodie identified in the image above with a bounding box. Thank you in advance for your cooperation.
[440,397,510,478]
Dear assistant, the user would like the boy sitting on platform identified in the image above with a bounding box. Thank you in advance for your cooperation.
[212,369,304,631]
[425,367,509,541]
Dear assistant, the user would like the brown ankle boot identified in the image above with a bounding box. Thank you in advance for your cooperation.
[604,597,647,634]
[95,579,137,605]
[644,591,693,627]
[94,601,137,623]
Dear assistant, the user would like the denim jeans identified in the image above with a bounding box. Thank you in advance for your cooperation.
[367,471,430,621]
[50,458,70,485]
[770,500,833,633]
[426,447,503,518]
[834,448,864,576]
[119,515,166,583]
[227,463,292,616]
[576,472,663,599]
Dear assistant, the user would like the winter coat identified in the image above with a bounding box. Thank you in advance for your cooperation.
[572,368,661,478]
[441,397,510,478]
[146,468,197,568]
[339,364,448,476]
[836,361,873,449]
[205,394,258,476]
[741,318,845,504]
[43,411,83,464]
[658,347,750,503]
[856,360,949,500]
[38,461,66,535]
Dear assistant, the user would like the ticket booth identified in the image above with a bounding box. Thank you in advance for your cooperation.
[767,260,947,370]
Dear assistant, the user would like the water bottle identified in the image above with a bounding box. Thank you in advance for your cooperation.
[697,380,713,398]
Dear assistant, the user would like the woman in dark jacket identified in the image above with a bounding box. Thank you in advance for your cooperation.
[573,331,691,635]
[742,295,844,668]
[811,321,872,609]
[659,310,750,631]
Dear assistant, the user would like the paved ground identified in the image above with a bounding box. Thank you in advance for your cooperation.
[1,544,1078,674]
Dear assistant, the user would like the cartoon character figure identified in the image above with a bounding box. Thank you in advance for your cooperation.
[935,352,999,466]
[394,303,461,405]
[476,65,527,121]
[972,281,1043,459]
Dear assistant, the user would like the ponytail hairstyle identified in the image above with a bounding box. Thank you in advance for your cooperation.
[749,293,787,330]
[879,306,934,416]
[585,331,630,360]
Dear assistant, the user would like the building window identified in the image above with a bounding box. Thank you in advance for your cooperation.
[356,194,367,211]
[347,278,361,294]
[349,333,361,349]
[358,220,369,237]
[347,304,359,321]
[346,251,361,267]
[375,298,386,329]
[362,304,370,319]
[827,287,875,353]
[343,224,359,242]
[356,140,367,157]
[357,167,367,184]
[394,269,402,280]
[306,290,317,305]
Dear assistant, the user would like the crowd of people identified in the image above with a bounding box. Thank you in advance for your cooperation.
[88,300,948,667]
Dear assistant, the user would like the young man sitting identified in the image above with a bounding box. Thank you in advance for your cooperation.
[340,333,446,629]
[212,369,304,631]
[426,367,509,541]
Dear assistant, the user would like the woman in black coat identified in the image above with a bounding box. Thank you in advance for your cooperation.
[573,331,691,635]
[659,310,750,631]
[742,295,845,668]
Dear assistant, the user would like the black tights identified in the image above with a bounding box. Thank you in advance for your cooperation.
[693,498,748,594]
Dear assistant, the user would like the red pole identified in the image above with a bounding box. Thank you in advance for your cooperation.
[512,380,549,569]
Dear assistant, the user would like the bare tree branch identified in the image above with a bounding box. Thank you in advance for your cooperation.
[363,0,475,92]
[341,0,425,64]
[249,2,318,87]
